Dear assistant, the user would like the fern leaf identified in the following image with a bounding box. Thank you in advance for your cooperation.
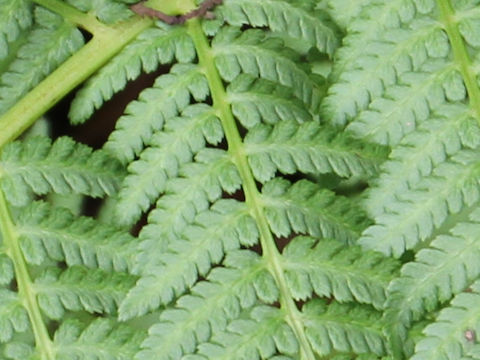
[364,106,478,217]
[345,63,461,145]
[212,27,323,112]
[138,150,241,248]
[119,200,258,320]
[360,149,480,257]
[137,250,275,360]
[105,63,209,163]
[69,25,195,124]
[0,136,125,206]
[384,209,480,358]
[16,201,136,272]
[0,7,84,116]
[2,341,35,360]
[0,254,13,285]
[0,0,32,60]
[319,0,369,30]
[0,1,398,359]
[245,120,385,182]
[190,306,298,360]
[322,1,444,128]
[303,299,386,356]
[261,178,369,243]
[410,279,480,360]
[227,74,313,129]
[34,266,136,320]
[114,104,223,225]
[63,0,133,24]
[283,236,398,309]
[0,290,29,343]
[53,318,145,360]
[220,0,339,55]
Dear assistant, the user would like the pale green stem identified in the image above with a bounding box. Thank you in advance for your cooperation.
[437,0,480,122]
[0,190,55,360]
[186,18,316,360]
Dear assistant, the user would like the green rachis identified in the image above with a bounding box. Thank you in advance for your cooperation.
[0,1,479,360]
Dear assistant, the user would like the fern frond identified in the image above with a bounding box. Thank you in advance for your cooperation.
[220,0,338,55]
[324,8,480,357]
[16,201,136,272]
[283,236,398,309]
[104,63,209,163]
[303,299,386,357]
[0,0,32,60]
[360,149,480,257]
[261,178,369,243]
[63,0,133,24]
[34,266,136,320]
[322,2,444,129]
[191,306,298,360]
[319,0,368,31]
[114,104,223,225]
[119,200,258,320]
[0,290,28,343]
[212,27,323,112]
[383,209,480,358]
[0,136,125,206]
[244,120,385,182]
[363,106,478,217]
[3,341,37,360]
[137,250,275,360]
[0,2,400,359]
[139,150,241,245]
[410,279,480,360]
[53,318,145,360]
[0,254,13,285]
[69,25,195,124]
[345,65,465,146]
[227,74,314,129]
[0,7,84,116]
[456,0,480,47]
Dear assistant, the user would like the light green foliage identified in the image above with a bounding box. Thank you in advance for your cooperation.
[384,208,480,358]
[0,6,83,115]
[16,201,136,271]
[189,306,299,360]
[227,74,314,128]
[0,136,125,206]
[113,103,223,225]
[53,319,146,360]
[0,290,29,343]
[0,0,32,60]
[106,0,392,358]
[212,27,323,112]
[244,120,386,181]
[282,236,397,309]
[64,0,134,24]
[0,60,136,359]
[69,25,196,124]
[219,0,339,55]
[261,179,368,243]
[317,0,368,30]
[34,266,136,319]
[136,250,273,360]
[105,63,209,164]
[302,299,385,356]
[322,0,480,358]
[5,0,480,359]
